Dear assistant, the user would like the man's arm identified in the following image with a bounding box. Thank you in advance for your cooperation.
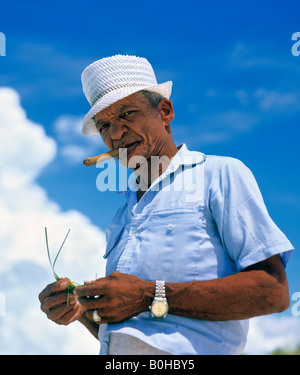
[78,313,99,340]
[75,254,289,324]
[167,254,289,320]
[38,278,99,340]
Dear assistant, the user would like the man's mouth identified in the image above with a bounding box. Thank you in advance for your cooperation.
[121,141,141,149]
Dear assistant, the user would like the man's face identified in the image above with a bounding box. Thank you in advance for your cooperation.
[94,92,173,166]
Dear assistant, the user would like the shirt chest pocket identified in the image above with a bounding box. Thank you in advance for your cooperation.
[129,206,205,282]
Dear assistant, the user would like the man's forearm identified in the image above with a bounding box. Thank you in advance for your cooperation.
[74,255,289,326]
[166,268,289,321]
[78,313,99,340]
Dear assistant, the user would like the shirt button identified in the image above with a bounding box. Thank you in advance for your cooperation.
[101,343,108,354]
[167,224,174,231]
[131,228,138,236]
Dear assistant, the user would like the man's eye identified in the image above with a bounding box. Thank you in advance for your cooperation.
[120,110,135,119]
[99,123,109,134]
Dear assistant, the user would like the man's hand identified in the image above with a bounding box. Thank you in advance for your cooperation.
[74,272,155,324]
[38,278,85,326]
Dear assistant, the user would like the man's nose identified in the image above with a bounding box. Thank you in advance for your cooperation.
[110,121,128,140]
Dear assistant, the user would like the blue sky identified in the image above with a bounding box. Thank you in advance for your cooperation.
[0,0,299,354]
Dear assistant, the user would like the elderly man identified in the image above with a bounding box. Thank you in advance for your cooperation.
[39,55,294,355]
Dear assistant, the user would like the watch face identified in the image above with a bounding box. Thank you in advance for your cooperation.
[151,300,169,318]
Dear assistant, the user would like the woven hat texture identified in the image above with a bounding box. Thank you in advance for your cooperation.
[81,55,172,136]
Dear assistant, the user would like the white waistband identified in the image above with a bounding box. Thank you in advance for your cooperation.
[108,332,171,355]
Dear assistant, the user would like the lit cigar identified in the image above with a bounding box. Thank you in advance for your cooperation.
[83,148,120,166]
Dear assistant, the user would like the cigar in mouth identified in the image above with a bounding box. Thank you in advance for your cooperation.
[83,148,120,167]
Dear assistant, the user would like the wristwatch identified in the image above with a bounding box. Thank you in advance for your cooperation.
[149,280,169,318]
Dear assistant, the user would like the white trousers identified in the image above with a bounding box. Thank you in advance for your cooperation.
[108,333,171,355]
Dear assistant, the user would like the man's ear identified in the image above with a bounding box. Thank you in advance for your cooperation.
[158,98,175,125]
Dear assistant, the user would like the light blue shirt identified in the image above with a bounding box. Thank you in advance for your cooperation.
[99,144,293,355]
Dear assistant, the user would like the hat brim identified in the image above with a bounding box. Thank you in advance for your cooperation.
[82,81,173,136]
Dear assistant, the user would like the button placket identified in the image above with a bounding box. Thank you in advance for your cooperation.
[101,342,108,355]
[116,223,141,273]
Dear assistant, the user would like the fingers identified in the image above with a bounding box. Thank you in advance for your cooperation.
[77,296,102,310]
[47,301,73,322]
[41,292,77,313]
[74,282,101,298]
[40,289,84,325]
[47,300,83,325]
[38,278,70,303]
[74,273,120,298]
[86,309,106,324]
[74,273,118,297]
[39,278,85,326]
[77,294,107,324]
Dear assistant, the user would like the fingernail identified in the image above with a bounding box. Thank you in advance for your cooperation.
[59,281,68,289]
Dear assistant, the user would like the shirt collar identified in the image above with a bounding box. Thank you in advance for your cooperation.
[126,143,205,197]
[169,143,205,169]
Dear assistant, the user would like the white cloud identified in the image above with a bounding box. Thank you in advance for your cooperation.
[54,114,85,141]
[0,87,56,183]
[174,109,260,147]
[60,144,90,164]
[53,114,106,165]
[227,41,288,70]
[0,87,106,354]
[254,88,300,112]
[244,315,300,354]
[177,83,300,148]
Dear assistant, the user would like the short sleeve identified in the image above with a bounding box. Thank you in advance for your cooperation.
[209,157,294,271]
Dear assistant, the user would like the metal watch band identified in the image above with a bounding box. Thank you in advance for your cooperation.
[155,280,166,298]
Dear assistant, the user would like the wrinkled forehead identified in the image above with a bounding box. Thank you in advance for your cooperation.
[94,91,149,122]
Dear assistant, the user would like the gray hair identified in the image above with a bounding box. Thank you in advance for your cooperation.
[139,90,164,108]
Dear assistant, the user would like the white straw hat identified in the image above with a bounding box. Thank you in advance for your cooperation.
[81,54,173,136]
